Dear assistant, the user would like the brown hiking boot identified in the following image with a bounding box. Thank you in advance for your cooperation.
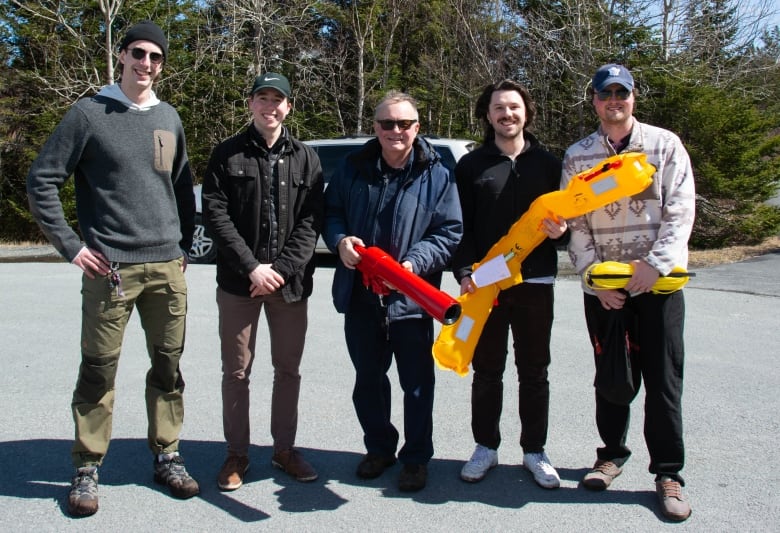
[271,448,318,482]
[68,466,99,516]
[656,477,692,521]
[582,459,623,490]
[217,455,250,491]
[153,453,200,499]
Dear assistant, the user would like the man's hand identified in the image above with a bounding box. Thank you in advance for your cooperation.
[72,247,111,279]
[595,289,626,310]
[248,264,285,297]
[541,216,567,239]
[337,236,365,269]
[383,260,413,291]
[459,276,475,296]
[624,259,660,294]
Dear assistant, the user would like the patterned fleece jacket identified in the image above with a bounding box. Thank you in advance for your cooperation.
[561,120,696,294]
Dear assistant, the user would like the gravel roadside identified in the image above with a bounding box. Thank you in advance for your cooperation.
[0,244,63,262]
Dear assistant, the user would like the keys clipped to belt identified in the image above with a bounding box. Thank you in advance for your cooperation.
[108,262,125,297]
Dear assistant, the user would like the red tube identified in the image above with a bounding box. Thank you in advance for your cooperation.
[354,245,461,325]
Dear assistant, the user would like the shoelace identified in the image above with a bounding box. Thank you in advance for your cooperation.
[72,470,98,495]
[160,455,191,480]
[659,479,683,500]
[593,460,618,474]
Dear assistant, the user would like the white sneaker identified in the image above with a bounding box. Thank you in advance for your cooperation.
[523,452,560,489]
[460,444,498,482]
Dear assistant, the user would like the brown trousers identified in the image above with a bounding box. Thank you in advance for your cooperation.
[217,287,307,456]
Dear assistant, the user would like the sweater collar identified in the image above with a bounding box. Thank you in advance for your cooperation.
[97,84,160,111]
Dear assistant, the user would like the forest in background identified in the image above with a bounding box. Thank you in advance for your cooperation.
[1,0,779,248]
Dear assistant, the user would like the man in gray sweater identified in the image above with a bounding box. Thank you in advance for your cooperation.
[26,20,198,517]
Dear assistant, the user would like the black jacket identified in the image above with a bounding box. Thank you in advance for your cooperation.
[202,125,324,301]
[452,132,564,283]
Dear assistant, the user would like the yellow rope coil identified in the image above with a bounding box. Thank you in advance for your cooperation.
[584,261,692,294]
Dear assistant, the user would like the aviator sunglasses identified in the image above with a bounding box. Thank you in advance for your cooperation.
[130,47,164,64]
[376,119,418,131]
[595,88,631,101]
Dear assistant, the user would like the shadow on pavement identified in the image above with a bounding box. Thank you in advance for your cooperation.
[0,438,662,520]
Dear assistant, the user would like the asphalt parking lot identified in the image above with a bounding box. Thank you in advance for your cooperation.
[1,250,778,532]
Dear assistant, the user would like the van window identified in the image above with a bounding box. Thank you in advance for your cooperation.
[312,140,469,184]
[313,145,366,184]
[432,147,456,171]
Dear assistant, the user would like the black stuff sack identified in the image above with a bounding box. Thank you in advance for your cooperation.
[593,310,639,406]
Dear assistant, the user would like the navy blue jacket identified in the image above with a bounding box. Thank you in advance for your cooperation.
[324,137,462,321]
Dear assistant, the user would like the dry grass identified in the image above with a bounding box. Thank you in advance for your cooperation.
[688,235,780,267]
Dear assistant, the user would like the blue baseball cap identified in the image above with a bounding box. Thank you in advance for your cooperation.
[592,64,634,92]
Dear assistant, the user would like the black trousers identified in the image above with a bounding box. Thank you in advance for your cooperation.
[471,282,554,454]
[584,290,686,484]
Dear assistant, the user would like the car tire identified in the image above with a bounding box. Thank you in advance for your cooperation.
[189,213,217,264]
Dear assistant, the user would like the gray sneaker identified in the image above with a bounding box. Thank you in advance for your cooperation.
[460,444,498,482]
[523,452,560,489]
[68,466,99,516]
[154,453,200,499]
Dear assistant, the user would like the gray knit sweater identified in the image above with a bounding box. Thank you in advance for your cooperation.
[27,90,195,263]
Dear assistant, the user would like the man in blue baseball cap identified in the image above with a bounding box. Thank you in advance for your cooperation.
[591,63,634,92]
[562,63,695,522]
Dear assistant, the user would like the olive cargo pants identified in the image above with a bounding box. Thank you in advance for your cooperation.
[72,259,187,468]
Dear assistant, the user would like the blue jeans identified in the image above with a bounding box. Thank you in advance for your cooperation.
[344,285,435,465]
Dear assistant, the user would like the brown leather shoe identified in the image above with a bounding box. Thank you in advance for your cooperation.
[217,455,250,491]
[656,477,692,521]
[398,463,427,492]
[582,459,623,490]
[356,453,397,479]
[271,448,318,482]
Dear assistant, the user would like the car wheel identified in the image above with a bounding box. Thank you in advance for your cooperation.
[189,214,217,264]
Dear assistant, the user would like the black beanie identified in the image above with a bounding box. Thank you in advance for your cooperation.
[119,20,169,60]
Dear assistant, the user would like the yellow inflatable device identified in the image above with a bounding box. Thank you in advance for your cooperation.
[584,262,694,294]
[432,152,657,376]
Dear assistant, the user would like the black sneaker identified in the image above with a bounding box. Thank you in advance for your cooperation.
[153,453,200,499]
[398,463,427,492]
[68,466,99,516]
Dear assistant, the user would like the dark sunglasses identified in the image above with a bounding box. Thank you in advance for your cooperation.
[596,89,631,101]
[130,47,164,64]
[376,119,417,131]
